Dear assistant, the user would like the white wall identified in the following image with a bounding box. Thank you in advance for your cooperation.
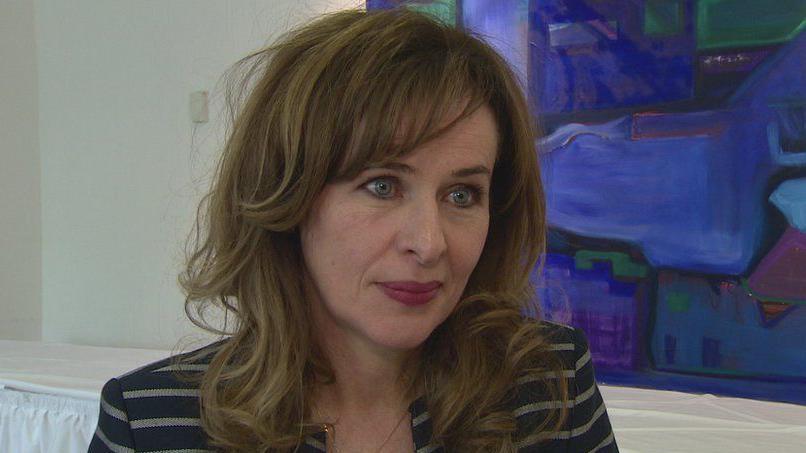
[30,0,361,349]
[0,0,42,341]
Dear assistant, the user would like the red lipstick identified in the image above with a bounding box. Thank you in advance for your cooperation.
[378,281,441,306]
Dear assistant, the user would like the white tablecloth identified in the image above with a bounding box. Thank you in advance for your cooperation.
[600,386,806,453]
[2,340,806,452]
[0,340,170,453]
[0,389,98,453]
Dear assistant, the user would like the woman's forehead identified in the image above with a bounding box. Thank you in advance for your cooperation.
[337,101,498,175]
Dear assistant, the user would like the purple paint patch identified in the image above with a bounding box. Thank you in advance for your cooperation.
[702,337,722,368]
[529,0,695,113]
[665,334,677,364]
[532,253,648,371]
[747,227,806,303]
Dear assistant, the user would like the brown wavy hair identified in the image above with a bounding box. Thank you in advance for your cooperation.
[178,7,568,452]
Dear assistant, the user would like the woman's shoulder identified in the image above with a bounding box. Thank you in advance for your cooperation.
[512,320,618,451]
[529,319,591,364]
[508,319,585,425]
[112,339,224,391]
[514,319,597,392]
[89,340,226,452]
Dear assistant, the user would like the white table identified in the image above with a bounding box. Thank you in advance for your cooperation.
[600,385,806,453]
[0,340,170,453]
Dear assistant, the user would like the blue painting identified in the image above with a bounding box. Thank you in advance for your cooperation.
[368,0,806,405]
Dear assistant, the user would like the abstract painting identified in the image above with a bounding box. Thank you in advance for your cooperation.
[368,0,806,405]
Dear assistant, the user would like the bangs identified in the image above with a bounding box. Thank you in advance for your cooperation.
[325,18,496,182]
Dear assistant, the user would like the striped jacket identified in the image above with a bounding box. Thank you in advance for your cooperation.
[89,321,618,452]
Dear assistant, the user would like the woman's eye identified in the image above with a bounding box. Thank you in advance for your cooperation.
[365,177,397,198]
[363,176,484,208]
[450,188,474,207]
[450,187,482,208]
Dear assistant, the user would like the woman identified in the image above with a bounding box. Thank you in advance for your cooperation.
[90,7,617,453]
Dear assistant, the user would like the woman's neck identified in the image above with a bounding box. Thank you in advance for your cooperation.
[313,332,417,418]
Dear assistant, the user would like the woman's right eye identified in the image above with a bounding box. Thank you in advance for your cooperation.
[363,176,398,199]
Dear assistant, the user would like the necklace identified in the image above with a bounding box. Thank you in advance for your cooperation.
[321,409,410,453]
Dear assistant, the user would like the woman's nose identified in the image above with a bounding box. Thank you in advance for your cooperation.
[397,200,447,266]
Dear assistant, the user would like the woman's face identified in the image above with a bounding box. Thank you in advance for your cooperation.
[300,105,498,353]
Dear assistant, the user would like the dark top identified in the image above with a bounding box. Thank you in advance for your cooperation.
[88,321,618,452]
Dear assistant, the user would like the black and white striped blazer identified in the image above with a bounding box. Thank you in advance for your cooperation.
[89,321,618,452]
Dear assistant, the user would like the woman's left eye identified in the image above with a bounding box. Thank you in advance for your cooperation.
[450,186,483,208]
[449,188,477,207]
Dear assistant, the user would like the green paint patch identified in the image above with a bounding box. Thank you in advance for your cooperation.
[406,1,456,27]
[574,250,648,278]
[665,292,691,312]
[697,0,806,49]
[645,0,684,37]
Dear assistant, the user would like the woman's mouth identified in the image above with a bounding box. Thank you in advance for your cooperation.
[377,282,441,306]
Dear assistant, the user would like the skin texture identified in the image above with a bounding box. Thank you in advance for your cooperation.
[299,105,499,450]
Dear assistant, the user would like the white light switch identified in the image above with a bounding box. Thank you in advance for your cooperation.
[190,91,209,123]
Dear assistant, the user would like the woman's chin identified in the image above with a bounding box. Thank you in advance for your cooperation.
[367,329,434,353]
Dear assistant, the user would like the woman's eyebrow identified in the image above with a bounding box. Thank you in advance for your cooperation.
[452,165,491,178]
[368,162,491,178]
